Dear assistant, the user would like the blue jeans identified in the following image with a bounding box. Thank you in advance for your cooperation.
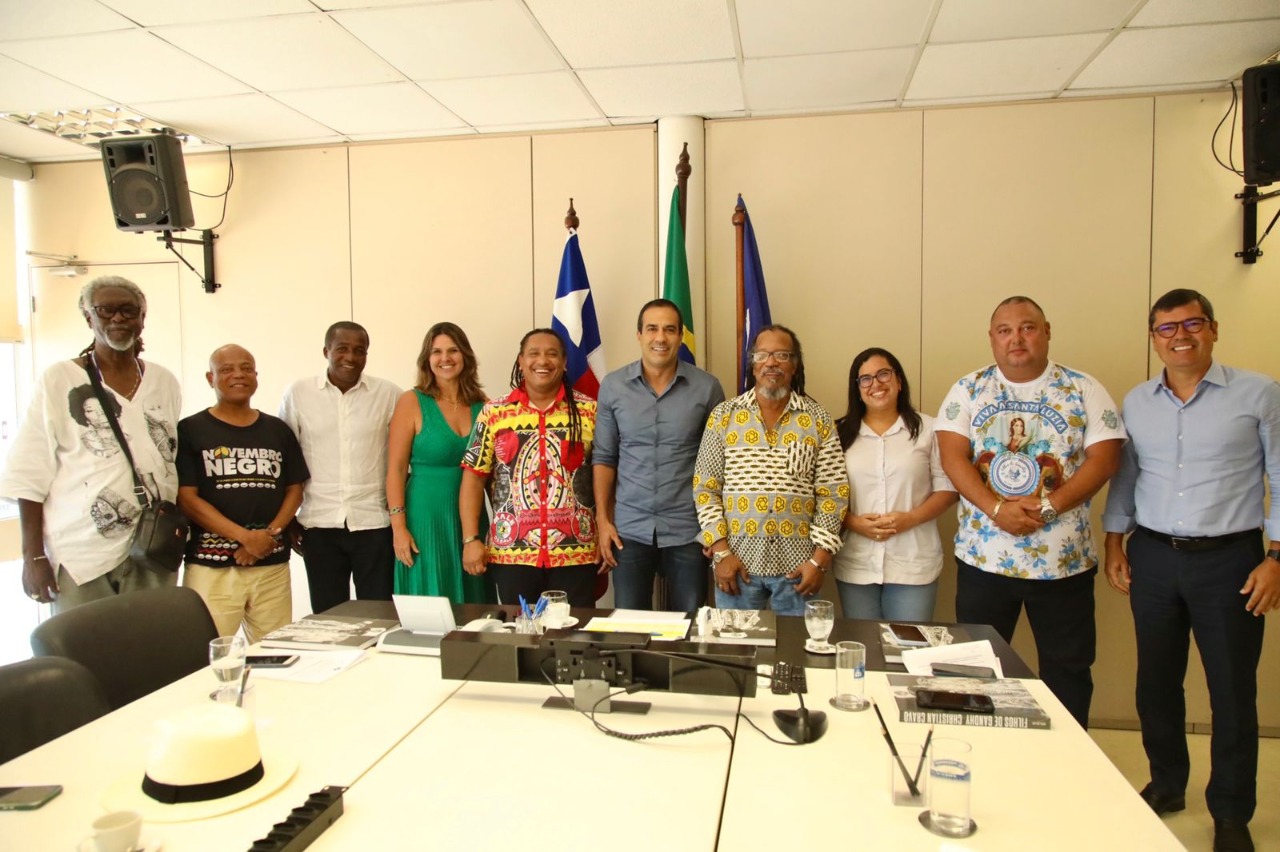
[836,579,938,622]
[715,572,806,616]
[612,538,708,615]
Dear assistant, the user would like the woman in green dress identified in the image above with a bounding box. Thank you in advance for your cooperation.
[387,322,493,602]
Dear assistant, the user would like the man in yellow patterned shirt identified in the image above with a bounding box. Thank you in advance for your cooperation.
[693,325,848,615]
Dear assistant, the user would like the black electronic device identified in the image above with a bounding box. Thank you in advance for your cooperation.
[772,707,828,744]
[930,663,996,679]
[888,623,930,647]
[915,689,996,714]
[0,785,63,810]
[1243,63,1280,187]
[100,132,195,231]
[247,654,299,668]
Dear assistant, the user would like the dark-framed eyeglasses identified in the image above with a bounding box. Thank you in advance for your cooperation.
[1152,317,1210,338]
[91,303,142,320]
[750,350,796,364]
[857,367,895,389]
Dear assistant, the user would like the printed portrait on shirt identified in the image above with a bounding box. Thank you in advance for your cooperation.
[67,383,123,458]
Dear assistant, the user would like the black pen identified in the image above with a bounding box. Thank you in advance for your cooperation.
[871,699,920,798]
[913,725,934,788]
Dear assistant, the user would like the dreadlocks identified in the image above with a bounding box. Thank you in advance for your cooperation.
[510,327,583,453]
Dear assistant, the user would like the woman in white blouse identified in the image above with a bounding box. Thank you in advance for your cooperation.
[832,348,957,621]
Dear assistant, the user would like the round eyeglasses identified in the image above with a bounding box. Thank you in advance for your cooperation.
[1152,317,1209,338]
[857,368,895,389]
[750,350,796,364]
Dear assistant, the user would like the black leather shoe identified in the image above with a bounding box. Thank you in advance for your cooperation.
[1139,783,1186,816]
[1213,820,1253,852]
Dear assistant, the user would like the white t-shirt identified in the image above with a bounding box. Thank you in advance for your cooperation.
[832,413,954,586]
[0,359,181,584]
[935,361,1126,580]
[278,373,399,530]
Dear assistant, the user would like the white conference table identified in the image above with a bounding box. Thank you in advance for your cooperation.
[0,640,1183,851]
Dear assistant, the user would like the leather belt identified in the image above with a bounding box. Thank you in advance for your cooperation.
[1135,525,1260,553]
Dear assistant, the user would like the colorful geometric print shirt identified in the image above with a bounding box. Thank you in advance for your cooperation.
[692,389,848,577]
[935,360,1126,580]
[461,385,598,568]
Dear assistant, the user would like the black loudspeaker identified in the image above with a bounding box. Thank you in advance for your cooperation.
[100,133,195,231]
[1243,64,1280,187]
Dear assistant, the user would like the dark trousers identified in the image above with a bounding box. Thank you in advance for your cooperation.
[487,563,598,609]
[1127,530,1264,822]
[301,525,394,614]
[955,561,1096,728]
[611,537,709,615]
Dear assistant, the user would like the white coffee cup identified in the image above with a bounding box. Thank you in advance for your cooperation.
[92,809,141,852]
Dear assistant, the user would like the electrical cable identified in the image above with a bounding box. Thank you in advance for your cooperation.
[189,145,234,230]
[1212,82,1245,177]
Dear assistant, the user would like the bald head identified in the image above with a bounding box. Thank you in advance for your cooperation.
[206,344,259,404]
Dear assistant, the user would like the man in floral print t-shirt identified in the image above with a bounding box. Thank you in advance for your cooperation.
[936,297,1126,728]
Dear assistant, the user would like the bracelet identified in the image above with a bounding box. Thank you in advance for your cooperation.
[389,506,405,516]
[463,535,481,545]
[26,555,49,562]
[991,498,1005,518]
[808,557,828,574]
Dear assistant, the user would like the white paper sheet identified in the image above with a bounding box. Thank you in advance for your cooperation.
[900,639,1005,678]
[248,649,368,684]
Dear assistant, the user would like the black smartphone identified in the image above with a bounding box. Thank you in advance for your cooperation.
[888,622,930,646]
[931,663,997,679]
[0,785,63,810]
[915,689,995,714]
[246,654,299,668]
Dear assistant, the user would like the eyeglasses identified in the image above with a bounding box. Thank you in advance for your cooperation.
[857,368,895,389]
[1152,317,1210,338]
[91,303,142,320]
[750,350,796,364]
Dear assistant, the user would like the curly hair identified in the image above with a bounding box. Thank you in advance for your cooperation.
[414,322,485,404]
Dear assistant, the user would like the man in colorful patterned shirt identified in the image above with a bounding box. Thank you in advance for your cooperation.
[460,328,598,607]
[693,325,847,616]
[936,296,1125,727]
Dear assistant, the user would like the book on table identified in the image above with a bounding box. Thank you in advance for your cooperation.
[261,614,399,651]
[696,609,777,647]
[887,674,1051,730]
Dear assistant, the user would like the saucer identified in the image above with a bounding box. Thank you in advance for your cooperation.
[544,616,578,629]
[78,833,163,852]
[804,639,836,655]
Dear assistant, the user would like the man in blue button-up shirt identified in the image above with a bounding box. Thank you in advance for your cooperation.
[593,299,724,614]
[1103,288,1280,852]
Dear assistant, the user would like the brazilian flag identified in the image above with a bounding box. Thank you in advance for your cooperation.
[662,185,696,364]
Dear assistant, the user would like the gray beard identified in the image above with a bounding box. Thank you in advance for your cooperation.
[104,334,136,352]
[756,384,790,402]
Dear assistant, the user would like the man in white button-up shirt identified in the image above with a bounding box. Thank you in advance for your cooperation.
[279,322,400,613]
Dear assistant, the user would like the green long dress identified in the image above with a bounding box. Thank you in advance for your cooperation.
[394,392,493,603]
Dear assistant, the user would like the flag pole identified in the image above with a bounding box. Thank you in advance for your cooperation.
[676,142,690,232]
[565,197,578,232]
[733,195,746,393]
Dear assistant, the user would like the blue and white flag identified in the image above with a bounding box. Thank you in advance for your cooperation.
[551,231,604,398]
[739,195,772,393]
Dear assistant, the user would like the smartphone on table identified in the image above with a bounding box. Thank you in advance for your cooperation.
[246,654,299,668]
[915,689,996,714]
[0,785,63,810]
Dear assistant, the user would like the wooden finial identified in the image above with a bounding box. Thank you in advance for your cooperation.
[676,142,691,231]
[676,142,691,181]
[565,198,578,231]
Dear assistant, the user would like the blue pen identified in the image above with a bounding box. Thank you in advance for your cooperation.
[532,597,547,619]
[518,595,530,620]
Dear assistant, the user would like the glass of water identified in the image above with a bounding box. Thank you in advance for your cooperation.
[803,599,835,651]
[925,738,974,837]
[209,636,247,703]
[832,640,869,711]
[539,590,570,628]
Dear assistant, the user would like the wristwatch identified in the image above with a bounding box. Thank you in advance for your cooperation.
[1039,496,1058,524]
[712,549,732,565]
[1266,547,1280,563]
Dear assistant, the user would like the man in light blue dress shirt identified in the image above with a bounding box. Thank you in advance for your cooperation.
[1103,288,1280,852]
[593,300,725,614]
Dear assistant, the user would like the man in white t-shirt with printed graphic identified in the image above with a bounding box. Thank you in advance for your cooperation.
[936,296,1126,728]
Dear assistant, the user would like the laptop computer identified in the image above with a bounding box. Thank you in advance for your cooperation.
[376,595,457,656]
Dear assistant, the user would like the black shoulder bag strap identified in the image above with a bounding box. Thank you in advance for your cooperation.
[81,354,152,508]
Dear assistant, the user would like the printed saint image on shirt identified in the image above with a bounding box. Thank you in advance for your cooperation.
[973,409,1065,499]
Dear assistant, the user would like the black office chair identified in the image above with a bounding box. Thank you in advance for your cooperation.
[0,656,111,764]
[30,586,218,710]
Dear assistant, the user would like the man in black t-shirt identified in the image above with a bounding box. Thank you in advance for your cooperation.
[178,344,309,641]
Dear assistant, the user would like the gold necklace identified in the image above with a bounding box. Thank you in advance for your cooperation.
[90,351,143,400]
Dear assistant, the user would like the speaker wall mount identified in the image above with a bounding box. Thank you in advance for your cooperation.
[1236,64,1280,265]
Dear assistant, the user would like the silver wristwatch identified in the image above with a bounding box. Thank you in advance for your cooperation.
[712,549,732,565]
[1040,496,1058,524]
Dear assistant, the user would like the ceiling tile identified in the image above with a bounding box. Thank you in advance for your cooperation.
[0,56,113,113]
[154,13,400,92]
[130,93,341,145]
[476,118,611,133]
[0,30,254,103]
[930,0,1137,43]
[332,0,563,80]
[0,118,97,162]
[526,0,734,67]
[745,48,915,110]
[903,91,1056,107]
[316,0,449,9]
[1131,0,1280,27]
[273,82,465,134]
[1072,20,1280,88]
[0,0,136,40]
[578,61,744,118]
[424,72,601,126]
[346,127,477,142]
[97,0,317,27]
[907,33,1107,99]
[737,0,932,56]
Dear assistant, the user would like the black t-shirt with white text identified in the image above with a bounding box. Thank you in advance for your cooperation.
[177,409,309,567]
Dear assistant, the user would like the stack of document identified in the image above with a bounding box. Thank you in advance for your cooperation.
[582,610,691,641]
